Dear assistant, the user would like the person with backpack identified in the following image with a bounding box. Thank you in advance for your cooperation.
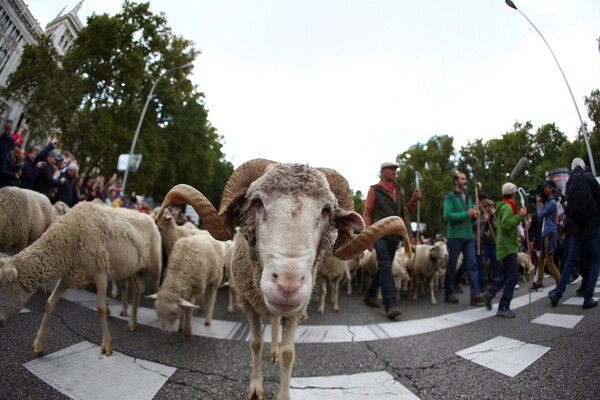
[549,157,600,310]
[532,180,561,290]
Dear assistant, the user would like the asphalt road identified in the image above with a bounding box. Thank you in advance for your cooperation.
[1,274,599,400]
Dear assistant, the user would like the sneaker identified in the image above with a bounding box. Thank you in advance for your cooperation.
[363,297,381,308]
[548,289,559,307]
[496,309,516,318]
[514,283,520,290]
[582,299,598,310]
[531,283,544,291]
[569,274,579,284]
[482,291,493,310]
[453,284,464,294]
[386,306,402,319]
[444,294,459,304]
[470,294,484,306]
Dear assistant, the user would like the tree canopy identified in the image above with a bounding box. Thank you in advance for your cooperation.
[1,1,232,204]
[393,99,599,237]
[1,1,598,237]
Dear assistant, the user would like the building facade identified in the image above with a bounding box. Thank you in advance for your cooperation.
[0,0,83,134]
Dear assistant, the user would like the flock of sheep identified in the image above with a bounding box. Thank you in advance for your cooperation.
[0,158,538,399]
[0,159,537,399]
[0,159,412,400]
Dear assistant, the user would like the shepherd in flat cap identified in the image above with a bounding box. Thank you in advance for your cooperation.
[362,161,421,320]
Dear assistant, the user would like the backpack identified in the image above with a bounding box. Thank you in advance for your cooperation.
[565,169,595,223]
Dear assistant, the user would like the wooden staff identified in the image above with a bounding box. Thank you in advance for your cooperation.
[475,182,482,255]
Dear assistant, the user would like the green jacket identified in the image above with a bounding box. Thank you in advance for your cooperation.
[443,189,475,239]
[495,200,523,260]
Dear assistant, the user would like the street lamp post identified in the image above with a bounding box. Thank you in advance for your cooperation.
[121,62,194,195]
[505,0,597,176]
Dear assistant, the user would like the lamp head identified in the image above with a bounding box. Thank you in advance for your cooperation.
[505,0,518,10]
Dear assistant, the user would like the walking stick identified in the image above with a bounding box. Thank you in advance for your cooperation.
[475,182,482,255]
[518,187,532,321]
[406,171,421,307]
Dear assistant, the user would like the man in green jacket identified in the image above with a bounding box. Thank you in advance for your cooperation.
[443,172,483,305]
[482,182,527,318]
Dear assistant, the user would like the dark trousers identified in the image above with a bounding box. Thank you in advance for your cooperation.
[446,238,479,296]
[488,253,518,311]
[366,238,398,310]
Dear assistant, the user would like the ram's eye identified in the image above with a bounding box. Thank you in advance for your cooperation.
[321,206,332,216]
[252,198,264,209]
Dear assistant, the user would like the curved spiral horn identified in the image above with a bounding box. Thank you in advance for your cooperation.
[155,184,232,241]
[218,158,277,226]
[333,216,412,261]
[316,167,355,211]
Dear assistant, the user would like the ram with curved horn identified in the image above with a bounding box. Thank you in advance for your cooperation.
[155,159,411,400]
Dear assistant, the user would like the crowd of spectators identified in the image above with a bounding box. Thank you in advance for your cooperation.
[0,119,151,213]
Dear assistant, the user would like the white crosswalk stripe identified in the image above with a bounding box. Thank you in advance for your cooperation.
[531,313,584,329]
[291,371,420,399]
[455,336,551,377]
[24,341,176,400]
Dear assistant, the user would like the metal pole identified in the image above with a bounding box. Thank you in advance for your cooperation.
[506,0,597,176]
[121,62,194,195]
[121,77,161,195]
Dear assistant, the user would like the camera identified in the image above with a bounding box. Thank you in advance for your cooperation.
[526,185,542,203]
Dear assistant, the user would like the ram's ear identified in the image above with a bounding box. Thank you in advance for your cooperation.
[1,266,18,283]
[145,293,158,301]
[178,298,199,309]
[333,210,365,232]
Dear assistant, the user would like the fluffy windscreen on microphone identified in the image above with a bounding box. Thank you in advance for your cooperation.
[510,157,530,181]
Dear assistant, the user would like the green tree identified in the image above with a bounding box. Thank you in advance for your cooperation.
[396,135,456,237]
[1,1,231,203]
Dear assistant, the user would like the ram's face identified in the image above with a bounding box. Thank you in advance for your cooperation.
[431,242,449,270]
[154,298,181,334]
[247,188,336,317]
[0,266,25,329]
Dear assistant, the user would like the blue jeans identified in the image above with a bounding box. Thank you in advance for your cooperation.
[553,225,600,303]
[488,253,518,311]
[366,239,399,310]
[445,238,479,296]
[476,247,487,290]
[484,243,500,283]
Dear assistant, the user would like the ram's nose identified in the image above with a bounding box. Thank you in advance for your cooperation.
[271,271,305,298]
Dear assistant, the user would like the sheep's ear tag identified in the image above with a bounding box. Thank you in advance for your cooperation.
[1,266,18,283]
[145,293,158,301]
[178,298,199,309]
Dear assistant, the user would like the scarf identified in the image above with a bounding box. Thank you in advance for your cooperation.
[501,198,519,215]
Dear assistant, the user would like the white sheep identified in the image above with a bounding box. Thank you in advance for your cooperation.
[517,251,534,281]
[392,248,411,299]
[147,233,223,336]
[0,187,57,255]
[0,202,162,356]
[402,241,449,306]
[315,246,347,314]
[223,237,239,314]
[156,208,203,257]
[345,249,377,296]
[155,158,411,400]
[52,200,71,216]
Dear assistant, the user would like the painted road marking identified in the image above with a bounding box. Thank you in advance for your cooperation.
[562,296,599,306]
[60,286,556,344]
[291,371,420,399]
[24,341,176,400]
[531,313,584,329]
[455,336,550,377]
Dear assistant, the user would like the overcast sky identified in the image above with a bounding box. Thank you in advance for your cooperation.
[28,0,600,194]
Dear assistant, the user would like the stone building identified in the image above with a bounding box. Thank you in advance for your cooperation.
[0,0,84,135]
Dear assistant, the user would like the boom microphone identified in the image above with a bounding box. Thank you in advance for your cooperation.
[510,157,530,181]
